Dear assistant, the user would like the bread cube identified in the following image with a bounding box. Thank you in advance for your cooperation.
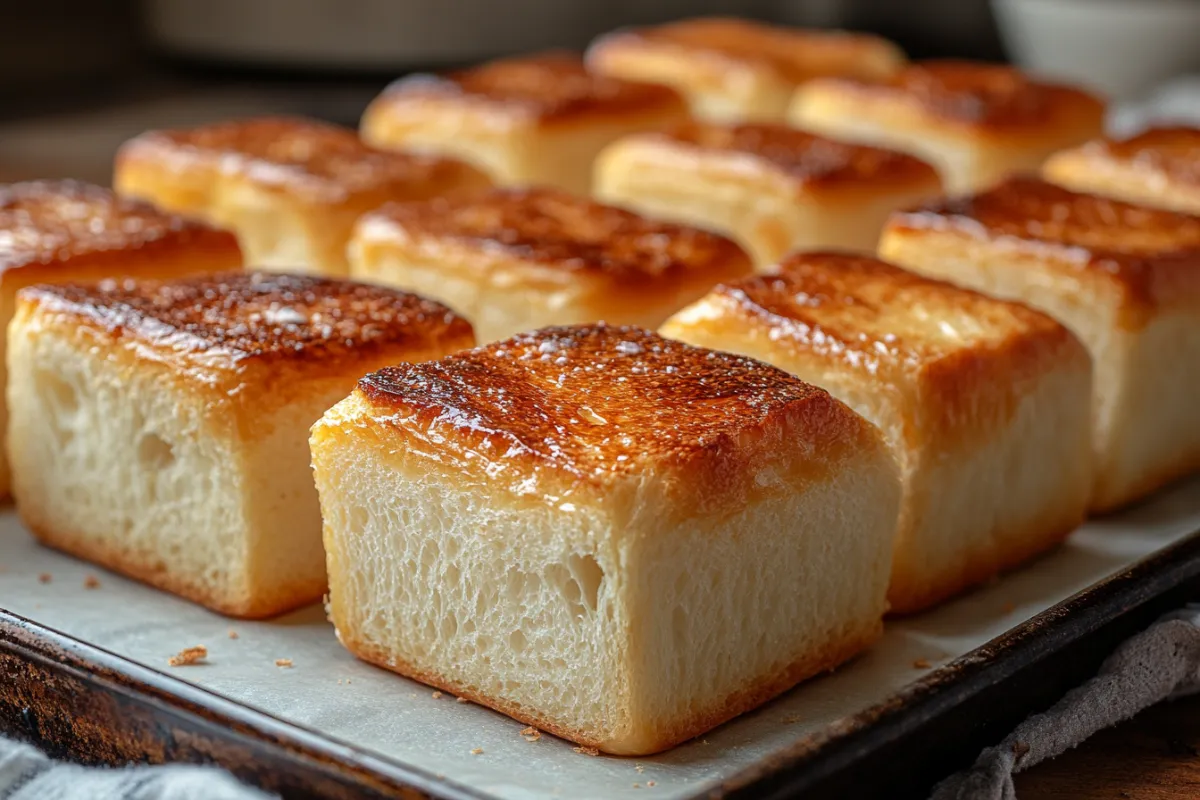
[661,252,1092,613]
[594,122,941,267]
[115,116,490,277]
[586,17,905,123]
[790,61,1105,194]
[880,177,1200,511]
[359,52,687,194]
[310,324,900,754]
[8,272,473,617]
[1044,126,1200,214]
[348,186,753,343]
[0,180,241,499]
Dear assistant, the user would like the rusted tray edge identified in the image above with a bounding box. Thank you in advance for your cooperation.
[3,526,1200,800]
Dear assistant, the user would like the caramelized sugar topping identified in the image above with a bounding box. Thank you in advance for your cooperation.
[0,180,217,271]
[894,176,1200,256]
[359,324,830,477]
[1090,126,1200,186]
[367,187,747,280]
[600,17,902,83]
[121,117,476,200]
[382,52,683,121]
[714,252,1060,373]
[836,61,1096,127]
[26,271,471,364]
[653,122,936,186]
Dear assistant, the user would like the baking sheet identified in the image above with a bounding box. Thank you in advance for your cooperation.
[3,478,1200,800]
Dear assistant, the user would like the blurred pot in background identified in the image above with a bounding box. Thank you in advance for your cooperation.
[993,0,1200,101]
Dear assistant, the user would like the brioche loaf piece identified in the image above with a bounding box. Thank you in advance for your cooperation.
[661,252,1092,613]
[594,122,941,267]
[789,61,1105,193]
[586,17,905,123]
[115,116,490,277]
[348,186,753,343]
[0,180,241,499]
[880,177,1200,511]
[311,324,900,754]
[1043,126,1200,214]
[8,272,473,617]
[360,52,687,194]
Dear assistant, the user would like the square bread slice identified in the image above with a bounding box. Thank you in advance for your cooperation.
[0,179,241,500]
[789,61,1105,194]
[1043,126,1200,214]
[880,176,1200,512]
[358,52,688,195]
[310,324,901,755]
[660,252,1093,613]
[594,122,942,267]
[114,116,491,277]
[586,17,905,123]
[347,186,753,343]
[8,271,473,618]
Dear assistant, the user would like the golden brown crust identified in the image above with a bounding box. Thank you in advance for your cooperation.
[115,116,489,205]
[631,122,939,192]
[886,177,1200,313]
[811,60,1105,133]
[0,179,239,274]
[21,271,473,373]
[717,251,1069,371]
[372,52,685,126]
[338,614,880,755]
[1087,126,1200,185]
[361,186,750,282]
[356,323,843,482]
[588,17,905,86]
[26,519,325,619]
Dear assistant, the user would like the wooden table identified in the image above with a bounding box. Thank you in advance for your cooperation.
[1015,694,1200,799]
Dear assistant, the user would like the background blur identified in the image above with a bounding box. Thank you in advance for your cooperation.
[2,0,1198,183]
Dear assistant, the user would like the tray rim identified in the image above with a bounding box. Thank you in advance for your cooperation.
[4,523,1200,800]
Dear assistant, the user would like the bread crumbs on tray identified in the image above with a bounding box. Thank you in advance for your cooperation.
[635,764,645,773]
[573,745,599,756]
[520,726,541,742]
[83,575,101,589]
[228,629,239,640]
[431,691,443,699]
[275,658,293,668]
[633,784,641,789]
[37,573,52,584]
[913,658,932,669]
[470,748,484,755]
[647,781,656,787]
[168,646,207,667]
[456,696,470,704]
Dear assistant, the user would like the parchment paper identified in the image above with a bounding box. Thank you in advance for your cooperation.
[3,476,1200,800]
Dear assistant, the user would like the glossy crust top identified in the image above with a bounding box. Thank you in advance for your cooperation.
[371,52,685,125]
[701,251,1071,374]
[352,324,874,496]
[0,180,237,273]
[624,122,939,190]
[20,271,473,377]
[808,60,1104,131]
[116,116,488,203]
[886,176,1200,309]
[588,17,905,84]
[1045,126,1200,187]
[358,187,750,282]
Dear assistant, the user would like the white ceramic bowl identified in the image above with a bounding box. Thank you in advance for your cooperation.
[992,0,1200,101]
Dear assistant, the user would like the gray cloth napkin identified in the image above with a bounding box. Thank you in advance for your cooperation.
[0,737,273,800]
[931,605,1200,800]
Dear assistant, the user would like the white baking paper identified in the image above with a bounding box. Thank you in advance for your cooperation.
[3,477,1200,799]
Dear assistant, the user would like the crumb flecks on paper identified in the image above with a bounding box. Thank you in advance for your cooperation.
[228,629,239,640]
[573,745,599,756]
[275,658,294,668]
[520,726,541,742]
[168,646,207,667]
[83,574,100,589]
[37,573,52,584]
[470,748,483,755]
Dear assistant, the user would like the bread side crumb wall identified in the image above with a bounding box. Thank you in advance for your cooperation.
[6,306,247,607]
[312,417,633,744]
